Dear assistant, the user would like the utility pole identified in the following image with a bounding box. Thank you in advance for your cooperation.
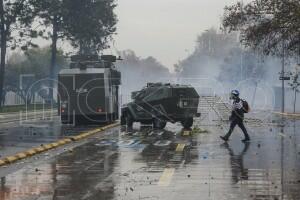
[281,42,285,114]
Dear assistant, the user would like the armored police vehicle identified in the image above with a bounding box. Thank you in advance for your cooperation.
[58,54,121,125]
[121,83,200,129]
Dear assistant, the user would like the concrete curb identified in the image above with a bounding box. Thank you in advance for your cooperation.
[0,123,119,166]
[273,112,300,118]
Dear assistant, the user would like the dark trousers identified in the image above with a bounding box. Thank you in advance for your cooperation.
[225,119,250,140]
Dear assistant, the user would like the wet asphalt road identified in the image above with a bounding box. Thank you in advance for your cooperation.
[0,116,299,200]
[0,111,94,158]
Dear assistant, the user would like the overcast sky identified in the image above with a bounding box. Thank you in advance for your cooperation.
[112,0,241,71]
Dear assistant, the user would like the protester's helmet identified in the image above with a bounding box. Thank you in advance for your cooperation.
[230,90,240,99]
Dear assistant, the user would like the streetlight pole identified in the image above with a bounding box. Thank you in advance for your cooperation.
[281,42,285,114]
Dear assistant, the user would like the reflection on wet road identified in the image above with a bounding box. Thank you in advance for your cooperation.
[0,116,96,158]
[0,119,299,200]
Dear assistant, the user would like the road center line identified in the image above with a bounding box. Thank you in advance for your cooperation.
[176,144,185,152]
[158,168,175,186]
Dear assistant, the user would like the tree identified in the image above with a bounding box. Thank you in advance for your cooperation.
[288,70,300,113]
[5,47,67,104]
[0,0,36,107]
[30,0,117,100]
[29,0,67,102]
[222,0,300,56]
[62,0,117,54]
[176,29,239,78]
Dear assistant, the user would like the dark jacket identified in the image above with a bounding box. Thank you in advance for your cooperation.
[230,98,244,121]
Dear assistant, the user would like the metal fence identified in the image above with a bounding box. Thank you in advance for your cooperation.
[4,91,45,106]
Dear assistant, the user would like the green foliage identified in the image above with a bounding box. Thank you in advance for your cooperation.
[1,0,118,105]
[289,72,300,92]
[62,0,117,53]
[7,47,66,79]
[29,0,65,39]
[222,0,300,56]
[176,29,239,77]
[30,0,117,53]
[176,28,267,85]
[1,0,37,49]
[0,0,37,106]
[5,47,67,103]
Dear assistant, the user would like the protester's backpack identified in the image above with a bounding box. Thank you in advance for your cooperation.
[241,99,250,113]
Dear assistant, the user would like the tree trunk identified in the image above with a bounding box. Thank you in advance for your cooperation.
[49,16,58,103]
[0,0,7,108]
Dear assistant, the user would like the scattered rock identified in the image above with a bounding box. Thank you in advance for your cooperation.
[122,173,129,177]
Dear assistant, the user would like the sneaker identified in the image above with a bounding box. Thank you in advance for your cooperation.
[241,138,250,143]
[220,136,228,142]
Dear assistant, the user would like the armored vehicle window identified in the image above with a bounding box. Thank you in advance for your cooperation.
[173,88,198,98]
[134,90,147,100]
[145,88,169,101]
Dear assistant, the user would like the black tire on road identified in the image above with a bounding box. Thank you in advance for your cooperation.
[120,114,126,125]
[153,118,167,129]
[181,117,193,129]
[126,114,134,128]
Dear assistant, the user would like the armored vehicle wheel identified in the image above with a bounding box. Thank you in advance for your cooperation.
[181,117,193,129]
[153,118,167,129]
[120,115,126,125]
[126,114,134,128]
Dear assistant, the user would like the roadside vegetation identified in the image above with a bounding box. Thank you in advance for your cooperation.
[0,0,117,109]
